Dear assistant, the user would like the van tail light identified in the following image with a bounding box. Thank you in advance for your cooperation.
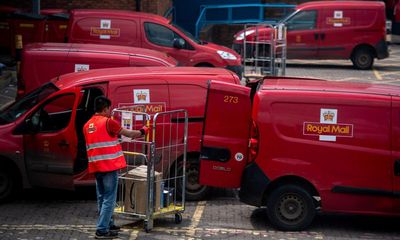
[16,72,24,99]
[248,120,259,163]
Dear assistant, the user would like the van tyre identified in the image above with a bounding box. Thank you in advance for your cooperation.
[0,166,17,203]
[175,157,210,201]
[266,185,316,231]
[351,48,374,70]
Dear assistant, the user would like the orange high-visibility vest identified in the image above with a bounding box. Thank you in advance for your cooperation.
[83,115,126,173]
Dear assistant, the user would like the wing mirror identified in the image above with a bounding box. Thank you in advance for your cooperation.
[173,38,185,49]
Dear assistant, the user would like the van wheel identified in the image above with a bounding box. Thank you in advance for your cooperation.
[266,185,315,231]
[175,157,210,201]
[0,166,17,203]
[351,48,374,70]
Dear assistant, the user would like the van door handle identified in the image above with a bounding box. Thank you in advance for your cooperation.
[395,160,400,176]
[314,33,319,40]
[320,33,325,40]
[58,140,69,147]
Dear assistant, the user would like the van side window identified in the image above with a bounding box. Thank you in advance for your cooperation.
[31,94,75,132]
[286,10,317,31]
[144,22,185,48]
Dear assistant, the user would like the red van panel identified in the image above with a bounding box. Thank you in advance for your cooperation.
[19,43,177,97]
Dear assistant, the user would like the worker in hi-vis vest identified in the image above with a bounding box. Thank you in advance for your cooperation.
[83,96,148,239]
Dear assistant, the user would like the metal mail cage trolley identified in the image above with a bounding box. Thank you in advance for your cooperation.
[242,23,287,83]
[112,107,188,232]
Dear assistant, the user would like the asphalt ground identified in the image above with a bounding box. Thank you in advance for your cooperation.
[285,44,400,84]
[0,45,400,240]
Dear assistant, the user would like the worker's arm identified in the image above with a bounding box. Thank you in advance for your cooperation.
[107,118,149,139]
[119,126,149,139]
[119,128,142,139]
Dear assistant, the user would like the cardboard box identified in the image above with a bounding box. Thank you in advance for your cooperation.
[123,165,162,214]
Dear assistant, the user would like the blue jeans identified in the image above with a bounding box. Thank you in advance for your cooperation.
[95,171,118,234]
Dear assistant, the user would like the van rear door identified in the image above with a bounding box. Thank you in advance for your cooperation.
[391,97,400,212]
[23,87,81,190]
[199,81,251,188]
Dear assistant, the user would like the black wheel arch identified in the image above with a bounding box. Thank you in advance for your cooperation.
[169,152,200,175]
[351,44,377,59]
[0,156,23,202]
[262,175,320,208]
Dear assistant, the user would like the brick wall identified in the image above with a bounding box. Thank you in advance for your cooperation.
[1,0,171,15]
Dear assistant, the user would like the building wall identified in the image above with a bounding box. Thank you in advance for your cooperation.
[0,0,171,15]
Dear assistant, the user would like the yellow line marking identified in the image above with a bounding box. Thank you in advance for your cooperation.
[187,201,206,239]
[129,229,139,239]
[373,68,383,80]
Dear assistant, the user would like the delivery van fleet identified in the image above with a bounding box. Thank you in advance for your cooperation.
[18,42,177,97]
[1,65,399,230]
[66,9,243,76]
[0,67,240,203]
[199,77,400,230]
[233,1,389,70]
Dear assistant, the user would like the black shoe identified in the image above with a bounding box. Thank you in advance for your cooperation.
[110,224,121,231]
[95,230,118,239]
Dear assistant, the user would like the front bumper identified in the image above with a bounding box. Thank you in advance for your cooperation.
[239,162,270,207]
[376,39,389,59]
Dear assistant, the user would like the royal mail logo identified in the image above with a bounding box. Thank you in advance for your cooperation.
[124,104,164,115]
[303,122,353,137]
[136,92,147,101]
[326,17,351,25]
[134,89,150,104]
[88,123,97,134]
[322,111,335,122]
[90,27,120,37]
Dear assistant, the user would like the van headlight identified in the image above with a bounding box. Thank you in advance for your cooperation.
[217,50,237,60]
[235,30,255,41]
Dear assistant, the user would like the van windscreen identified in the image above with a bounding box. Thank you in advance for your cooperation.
[0,83,59,125]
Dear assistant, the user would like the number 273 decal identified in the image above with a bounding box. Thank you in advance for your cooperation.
[223,95,239,104]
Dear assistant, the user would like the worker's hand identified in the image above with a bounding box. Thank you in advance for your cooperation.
[139,126,149,136]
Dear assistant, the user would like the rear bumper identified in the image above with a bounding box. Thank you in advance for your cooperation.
[225,65,243,79]
[239,162,270,207]
[376,39,389,59]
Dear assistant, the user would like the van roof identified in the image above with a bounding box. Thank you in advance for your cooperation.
[55,67,236,89]
[70,9,170,25]
[261,78,400,97]
[297,1,384,10]
[25,42,177,66]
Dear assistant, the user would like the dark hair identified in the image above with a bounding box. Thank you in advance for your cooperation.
[94,96,111,113]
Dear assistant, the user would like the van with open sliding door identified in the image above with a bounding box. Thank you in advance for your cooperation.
[0,67,240,203]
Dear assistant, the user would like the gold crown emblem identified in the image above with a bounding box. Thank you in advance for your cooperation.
[323,111,335,121]
[136,92,147,101]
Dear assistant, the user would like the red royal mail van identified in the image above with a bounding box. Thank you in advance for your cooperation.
[233,1,389,70]
[18,42,177,97]
[199,77,400,230]
[66,9,243,77]
[0,67,240,202]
